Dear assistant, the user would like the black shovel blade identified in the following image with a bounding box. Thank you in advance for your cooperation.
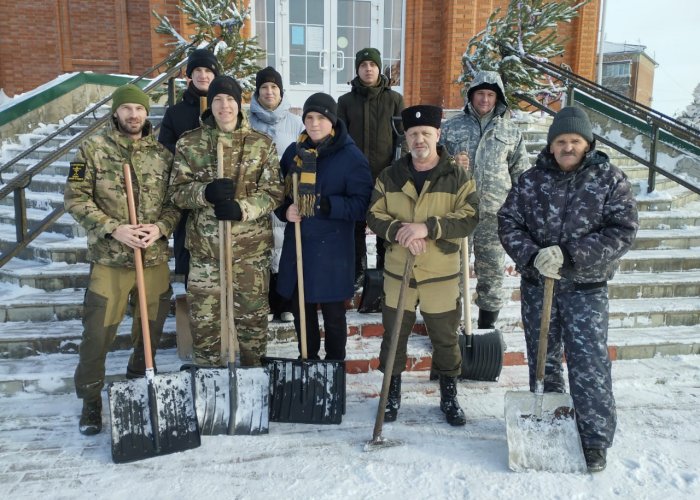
[262,357,345,424]
[459,327,505,381]
[357,268,384,313]
[108,371,200,464]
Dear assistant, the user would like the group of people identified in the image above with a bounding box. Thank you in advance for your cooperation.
[64,46,638,473]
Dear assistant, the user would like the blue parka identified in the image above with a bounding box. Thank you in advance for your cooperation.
[275,119,373,302]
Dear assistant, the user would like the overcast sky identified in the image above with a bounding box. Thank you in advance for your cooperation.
[603,0,700,117]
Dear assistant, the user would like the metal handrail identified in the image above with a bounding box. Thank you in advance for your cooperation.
[0,40,215,268]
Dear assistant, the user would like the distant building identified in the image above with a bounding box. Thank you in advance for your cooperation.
[601,41,657,108]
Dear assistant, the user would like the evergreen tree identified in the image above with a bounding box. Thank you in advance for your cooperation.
[460,0,589,107]
[676,83,700,131]
[153,0,266,93]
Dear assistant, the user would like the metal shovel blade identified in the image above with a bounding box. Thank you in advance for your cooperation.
[187,364,270,435]
[363,436,404,451]
[108,371,200,464]
[504,390,587,473]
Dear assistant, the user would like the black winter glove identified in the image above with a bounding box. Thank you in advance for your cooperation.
[214,200,242,221]
[205,178,235,204]
[319,196,331,216]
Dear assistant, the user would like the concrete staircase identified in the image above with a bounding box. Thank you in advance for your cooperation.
[0,111,699,396]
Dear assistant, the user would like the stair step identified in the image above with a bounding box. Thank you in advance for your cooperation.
[631,226,700,250]
[636,186,700,211]
[0,207,84,238]
[0,323,697,396]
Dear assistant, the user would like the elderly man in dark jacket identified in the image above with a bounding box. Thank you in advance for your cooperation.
[276,93,373,361]
[338,48,405,279]
[498,107,638,473]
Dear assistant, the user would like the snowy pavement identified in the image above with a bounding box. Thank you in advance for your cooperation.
[0,355,698,499]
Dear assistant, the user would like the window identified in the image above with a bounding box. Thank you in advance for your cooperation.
[603,62,631,78]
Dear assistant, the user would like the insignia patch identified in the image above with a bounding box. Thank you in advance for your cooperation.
[68,162,86,182]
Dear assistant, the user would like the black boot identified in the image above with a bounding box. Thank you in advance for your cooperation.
[384,375,402,422]
[79,398,102,435]
[126,348,157,379]
[583,448,607,472]
[439,375,466,426]
[477,309,499,329]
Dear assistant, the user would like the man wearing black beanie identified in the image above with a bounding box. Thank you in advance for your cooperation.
[498,106,638,473]
[338,47,405,288]
[169,75,285,368]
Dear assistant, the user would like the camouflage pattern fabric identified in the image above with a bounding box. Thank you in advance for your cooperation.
[440,71,530,311]
[64,118,179,267]
[170,111,283,367]
[520,279,616,449]
[187,254,270,367]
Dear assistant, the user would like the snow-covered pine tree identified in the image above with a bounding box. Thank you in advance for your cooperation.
[460,0,588,108]
[153,0,266,94]
[676,83,700,131]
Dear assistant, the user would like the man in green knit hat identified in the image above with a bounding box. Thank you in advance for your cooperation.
[65,83,180,436]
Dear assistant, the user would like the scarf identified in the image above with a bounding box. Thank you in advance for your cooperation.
[285,129,336,217]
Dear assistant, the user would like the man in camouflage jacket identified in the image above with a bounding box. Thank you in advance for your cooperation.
[169,76,284,367]
[498,107,638,472]
[440,70,530,329]
[367,105,479,426]
[64,84,180,436]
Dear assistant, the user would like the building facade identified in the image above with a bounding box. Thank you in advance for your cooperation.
[601,41,657,108]
[0,0,601,110]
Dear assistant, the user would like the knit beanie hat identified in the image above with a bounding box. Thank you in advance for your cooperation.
[111,84,150,113]
[547,106,594,145]
[302,92,337,125]
[355,48,382,74]
[207,75,243,110]
[401,104,443,131]
[255,66,284,96]
[186,49,220,78]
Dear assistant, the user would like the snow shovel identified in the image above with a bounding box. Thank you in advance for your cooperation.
[430,237,504,381]
[109,164,200,464]
[263,173,345,424]
[504,277,587,473]
[365,253,415,450]
[186,141,270,435]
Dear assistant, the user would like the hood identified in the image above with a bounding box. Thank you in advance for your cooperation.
[465,71,508,116]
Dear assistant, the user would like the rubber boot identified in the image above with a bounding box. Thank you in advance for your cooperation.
[477,309,499,329]
[384,375,402,422]
[439,375,466,426]
[79,398,102,435]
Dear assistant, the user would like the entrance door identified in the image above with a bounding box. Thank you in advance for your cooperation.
[270,0,385,108]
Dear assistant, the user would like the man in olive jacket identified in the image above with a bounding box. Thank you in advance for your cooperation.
[338,48,404,277]
[367,105,479,426]
[64,84,180,436]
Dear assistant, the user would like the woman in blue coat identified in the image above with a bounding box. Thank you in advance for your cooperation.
[275,93,373,360]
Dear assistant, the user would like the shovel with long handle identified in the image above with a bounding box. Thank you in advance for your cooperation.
[292,173,309,359]
[109,164,200,463]
[504,277,587,473]
[367,252,415,448]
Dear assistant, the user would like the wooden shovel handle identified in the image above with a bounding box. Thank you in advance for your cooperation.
[217,141,234,363]
[123,164,154,371]
[535,277,555,389]
[292,173,308,359]
[200,96,208,114]
[461,237,471,337]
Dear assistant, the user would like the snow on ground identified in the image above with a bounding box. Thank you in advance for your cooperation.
[0,355,698,499]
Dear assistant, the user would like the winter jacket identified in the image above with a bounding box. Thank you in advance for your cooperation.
[169,110,284,260]
[338,74,404,179]
[249,93,305,273]
[440,71,530,218]
[158,83,207,154]
[366,146,479,286]
[497,147,639,285]
[64,118,179,267]
[275,119,374,302]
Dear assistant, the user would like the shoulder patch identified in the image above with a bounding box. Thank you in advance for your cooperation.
[68,162,86,182]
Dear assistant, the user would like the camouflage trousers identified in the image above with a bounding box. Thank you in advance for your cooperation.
[74,262,172,401]
[471,214,506,312]
[521,278,616,449]
[187,253,270,367]
[379,273,461,377]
